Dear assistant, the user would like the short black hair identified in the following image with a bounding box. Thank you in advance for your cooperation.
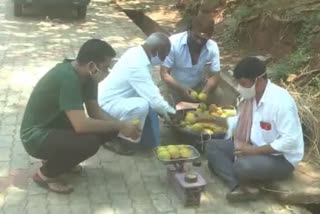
[189,14,214,34]
[76,39,116,65]
[233,57,267,80]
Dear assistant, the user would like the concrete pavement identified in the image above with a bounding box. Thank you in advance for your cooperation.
[0,0,308,213]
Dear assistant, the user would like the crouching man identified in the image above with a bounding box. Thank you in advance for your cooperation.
[20,39,140,194]
[202,57,304,201]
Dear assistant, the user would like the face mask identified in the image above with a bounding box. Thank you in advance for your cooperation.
[90,63,106,83]
[237,82,256,99]
[150,52,162,66]
[236,72,266,99]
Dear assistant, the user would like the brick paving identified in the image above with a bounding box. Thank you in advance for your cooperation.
[0,0,308,213]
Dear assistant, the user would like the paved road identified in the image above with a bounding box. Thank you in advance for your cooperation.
[0,0,307,213]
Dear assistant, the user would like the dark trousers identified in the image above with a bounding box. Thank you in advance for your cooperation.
[206,139,294,190]
[35,129,118,178]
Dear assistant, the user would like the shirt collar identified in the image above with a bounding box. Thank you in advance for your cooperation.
[181,31,210,51]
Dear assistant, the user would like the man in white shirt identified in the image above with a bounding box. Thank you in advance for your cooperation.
[160,14,222,104]
[201,57,304,202]
[98,32,175,154]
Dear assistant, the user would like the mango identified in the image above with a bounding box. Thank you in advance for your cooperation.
[210,112,220,117]
[216,107,224,115]
[177,145,187,150]
[202,110,210,115]
[180,148,192,158]
[185,112,196,124]
[168,148,180,159]
[158,150,171,160]
[190,123,203,132]
[199,103,207,111]
[190,90,198,100]
[220,113,228,118]
[209,104,218,112]
[167,145,177,150]
[198,92,208,102]
[156,147,167,153]
[196,108,203,113]
[202,128,214,135]
[223,109,236,117]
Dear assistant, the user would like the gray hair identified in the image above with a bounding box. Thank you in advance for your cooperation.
[145,32,170,50]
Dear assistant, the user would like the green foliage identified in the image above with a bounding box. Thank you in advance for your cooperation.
[270,48,311,80]
[233,5,252,20]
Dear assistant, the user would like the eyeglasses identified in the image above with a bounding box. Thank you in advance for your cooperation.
[94,63,109,73]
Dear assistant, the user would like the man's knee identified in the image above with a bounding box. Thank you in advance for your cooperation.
[79,135,101,157]
[127,98,149,116]
[233,158,255,180]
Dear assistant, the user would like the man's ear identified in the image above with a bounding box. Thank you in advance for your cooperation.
[87,61,96,74]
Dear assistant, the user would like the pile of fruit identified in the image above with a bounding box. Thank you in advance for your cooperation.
[178,104,236,135]
[190,90,208,102]
[156,145,192,160]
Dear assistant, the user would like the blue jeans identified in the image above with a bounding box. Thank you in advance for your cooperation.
[139,108,160,148]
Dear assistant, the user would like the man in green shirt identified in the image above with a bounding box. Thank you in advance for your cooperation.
[20,39,140,194]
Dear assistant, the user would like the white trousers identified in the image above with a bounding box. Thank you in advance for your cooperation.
[100,97,150,143]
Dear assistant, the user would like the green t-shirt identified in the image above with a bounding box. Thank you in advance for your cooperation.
[20,59,97,156]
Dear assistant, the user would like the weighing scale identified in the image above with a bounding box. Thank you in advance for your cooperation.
[155,145,207,206]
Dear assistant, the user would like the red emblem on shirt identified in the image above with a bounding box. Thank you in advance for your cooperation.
[260,121,272,131]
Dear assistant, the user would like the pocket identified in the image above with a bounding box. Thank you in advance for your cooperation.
[261,129,276,143]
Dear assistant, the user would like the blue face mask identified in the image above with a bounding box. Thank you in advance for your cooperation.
[150,52,162,66]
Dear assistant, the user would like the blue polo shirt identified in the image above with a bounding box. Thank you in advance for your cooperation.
[163,31,220,88]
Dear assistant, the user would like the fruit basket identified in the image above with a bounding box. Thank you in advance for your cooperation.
[168,104,236,151]
[154,145,200,165]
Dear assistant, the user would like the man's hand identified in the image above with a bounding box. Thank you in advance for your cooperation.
[182,88,198,103]
[234,145,258,156]
[119,122,141,140]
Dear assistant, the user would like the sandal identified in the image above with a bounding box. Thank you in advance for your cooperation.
[226,186,260,202]
[42,160,82,174]
[103,141,135,156]
[33,170,74,194]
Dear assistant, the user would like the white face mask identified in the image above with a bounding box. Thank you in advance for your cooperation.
[237,82,256,99]
[90,63,107,83]
[150,52,162,66]
[236,72,266,99]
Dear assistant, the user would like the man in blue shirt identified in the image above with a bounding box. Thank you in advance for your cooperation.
[160,14,222,104]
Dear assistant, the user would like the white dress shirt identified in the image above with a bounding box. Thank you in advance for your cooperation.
[98,46,172,115]
[227,80,304,166]
[162,31,220,88]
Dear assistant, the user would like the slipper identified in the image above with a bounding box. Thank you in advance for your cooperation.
[103,141,135,156]
[226,186,261,202]
[32,171,74,194]
[42,160,82,174]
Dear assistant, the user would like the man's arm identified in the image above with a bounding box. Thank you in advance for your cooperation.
[202,73,221,94]
[160,66,196,102]
[85,100,117,121]
[234,144,277,156]
[129,66,175,116]
[202,41,221,94]
[65,109,140,139]
[160,66,185,94]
